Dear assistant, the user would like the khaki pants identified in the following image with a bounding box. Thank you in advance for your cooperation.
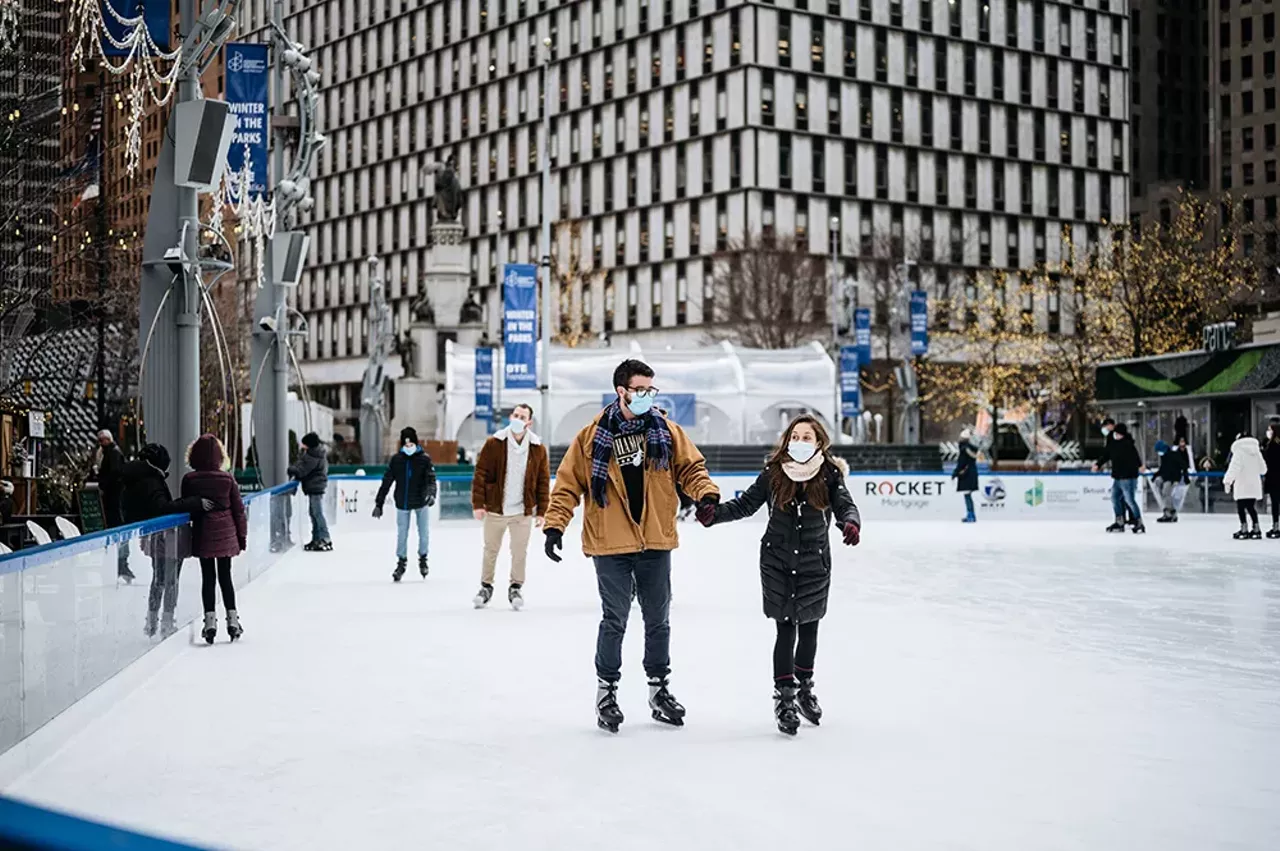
[482,513,534,586]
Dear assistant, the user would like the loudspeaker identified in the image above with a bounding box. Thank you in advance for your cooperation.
[271,231,310,287]
[173,99,236,192]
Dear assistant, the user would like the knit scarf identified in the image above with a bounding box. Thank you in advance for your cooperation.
[590,401,673,508]
[781,453,825,483]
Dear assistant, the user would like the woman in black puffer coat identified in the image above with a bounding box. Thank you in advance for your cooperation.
[697,414,860,735]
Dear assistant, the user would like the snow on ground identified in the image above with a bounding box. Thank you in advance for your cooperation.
[5,518,1280,851]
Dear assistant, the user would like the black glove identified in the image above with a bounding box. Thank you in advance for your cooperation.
[426,496,436,507]
[372,505,383,519]
[695,494,719,527]
[544,528,563,563]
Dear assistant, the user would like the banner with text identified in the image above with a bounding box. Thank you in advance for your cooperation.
[910,290,929,356]
[503,263,538,390]
[839,345,862,418]
[474,347,494,432]
[224,42,270,197]
[600,393,697,425]
[102,0,170,57]
[854,307,872,365]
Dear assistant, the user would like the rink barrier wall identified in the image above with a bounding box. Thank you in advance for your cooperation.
[0,795,211,851]
[0,483,304,775]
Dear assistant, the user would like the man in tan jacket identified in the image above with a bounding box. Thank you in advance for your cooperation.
[543,359,718,733]
[470,404,550,610]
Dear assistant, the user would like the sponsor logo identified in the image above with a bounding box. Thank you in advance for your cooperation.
[864,480,949,497]
[982,478,1006,503]
[1025,479,1044,507]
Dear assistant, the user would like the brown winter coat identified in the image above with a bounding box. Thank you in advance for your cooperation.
[544,412,718,557]
[470,427,551,517]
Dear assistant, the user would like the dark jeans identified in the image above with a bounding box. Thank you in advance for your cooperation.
[147,553,182,616]
[200,556,237,613]
[593,550,671,683]
[1237,498,1259,525]
[774,620,819,681]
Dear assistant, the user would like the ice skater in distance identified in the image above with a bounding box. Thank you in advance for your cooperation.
[697,414,860,736]
[1094,422,1146,534]
[290,432,332,551]
[542,358,719,733]
[181,435,247,643]
[1223,429,1266,540]
[952,427,979,523]
[1262,422,1280,538]
[373,427,437,581]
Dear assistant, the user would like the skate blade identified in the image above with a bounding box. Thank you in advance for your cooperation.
[597,720,620,734]
[777,725,799,736]
[651,710,684,727]
[510,599,524,612]
[799,712,821,726]
[473,597,488,609]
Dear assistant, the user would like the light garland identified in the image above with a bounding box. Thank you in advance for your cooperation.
[67,0,182,175]
[210,149,276,286]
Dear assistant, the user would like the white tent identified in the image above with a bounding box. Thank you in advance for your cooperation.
[443,340,835,448]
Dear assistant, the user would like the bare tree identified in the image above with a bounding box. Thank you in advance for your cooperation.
[708,231,830,349]
[550,220,603,348]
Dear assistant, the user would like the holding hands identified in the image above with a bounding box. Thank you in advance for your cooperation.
[842,522,860,547]
[695,494,719,527]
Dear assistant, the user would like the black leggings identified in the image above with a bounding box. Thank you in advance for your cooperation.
[200,557,236,613]
[1237,499,1259,525]
[1270,491,1280,523]
[774,620,819,681]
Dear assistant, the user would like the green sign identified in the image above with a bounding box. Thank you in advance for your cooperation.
[80,484,105,532]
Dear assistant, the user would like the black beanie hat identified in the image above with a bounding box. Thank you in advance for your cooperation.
[400,427,418,445]
[140,443,171,472]
[301,432,321,449]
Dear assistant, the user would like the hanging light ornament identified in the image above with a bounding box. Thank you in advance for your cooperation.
[211,150,275,286]
[66,0,182,175]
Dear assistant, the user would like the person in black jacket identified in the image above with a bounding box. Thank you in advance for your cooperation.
[1153,438,1191,523]
[1094,422,1146,533]
[696,414,860,736]
[373,427,437,581]
[120,443,211,637]
[1263,422,1280,538]
[952,427,980,522]
[95,430,134,581]
[289,432,332,552]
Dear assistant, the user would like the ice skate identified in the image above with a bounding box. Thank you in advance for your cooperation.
[1156,509,1175,523]
[647,677,686,727]
[1105,517,1126,533]
[317,540,333,551]
[1249,523,1263,540]
[144,610,158,638]
[962,511,976,523]
[1131,521,1146,534]
[473,583,494,608]
[1233,524,1250,540]
[160,612,176,639]
[596,679,624,733]
[1267,523,1280,539]
[118,566,135,584]
[773,681,801,736]
[392,557,407,582]
[508,583,524,611]
[419,555,429,578]
[226,610,243,641]
[201,612,217,645]
[303,541,323,551]
[797,677,822,726]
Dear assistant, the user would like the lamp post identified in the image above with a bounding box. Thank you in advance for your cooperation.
[830,215,841,439]
[539,37,554,443]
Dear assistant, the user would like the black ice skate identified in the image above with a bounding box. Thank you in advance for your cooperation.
[226,610,243,641]
[1106,517,1126,533]
[419,555,429,578]
[1233,524,1250,540]
[508,583,524,611]
[596,679,624,733]
[201,612,217,645]
[118,566,135,584]
[144,610,158,638]
[773,681,801,736]
[647,677,686,726]
[1267,523,1280,539]
[304,540,333,552]
[1131,521,1146,534]
[1156,509,1176,523]
[1249,524,1263,540]
[473,583,494,608]
[797,677,822,726]
[392,558,407,582]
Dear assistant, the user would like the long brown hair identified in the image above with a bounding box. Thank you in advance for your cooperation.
[767,414,832,509]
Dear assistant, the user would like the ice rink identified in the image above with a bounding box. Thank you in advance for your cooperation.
[5,517,1280,851]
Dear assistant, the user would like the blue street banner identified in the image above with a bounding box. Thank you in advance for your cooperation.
[102,0,170,57]
[910,290,929,357]
[839,346,862,417]
[601,393,697,425]
[224,43,270,196]
[503,263,538,390]
[474,348,494,428]
[854,307,872,365]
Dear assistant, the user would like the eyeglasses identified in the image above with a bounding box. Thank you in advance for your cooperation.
[627,386,659,398]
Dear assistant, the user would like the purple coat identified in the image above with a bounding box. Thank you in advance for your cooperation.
[181,470,247,558]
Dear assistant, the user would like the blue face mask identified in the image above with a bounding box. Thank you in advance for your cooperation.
[402,443,419,455]
[787,441,817,463]
[626,392,654,416]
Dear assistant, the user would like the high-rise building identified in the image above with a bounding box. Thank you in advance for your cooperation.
[273,0,1130,429]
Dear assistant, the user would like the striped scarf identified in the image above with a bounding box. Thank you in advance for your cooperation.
[590,401,674,508]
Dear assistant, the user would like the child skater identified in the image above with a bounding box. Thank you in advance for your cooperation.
[696,414,860,736]
[1225,429,1267,540]
[181,434,248,643]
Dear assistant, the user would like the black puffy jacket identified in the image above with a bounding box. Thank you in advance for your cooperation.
[375,450,437,511]
[119,459,203,523]
[711,461,860,624]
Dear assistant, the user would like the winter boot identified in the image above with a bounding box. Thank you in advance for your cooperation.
[1267,522,1280,539]
[648,677,686,726]
[160,611,176,639]
[144,609,158,638]
[596,679,624,733]
[508,583,524,611]
[1249,522,1263,540]
[201,612,217,645]
[473,583,494,608]
[773,680,801,736]
[226,610,243,641]
[1233,523,1250,540]
[419,554,429,578]
[1106,516,1126,533]
[797,675,822,726]
[392,557,407,582]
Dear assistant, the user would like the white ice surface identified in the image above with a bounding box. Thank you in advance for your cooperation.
[5,519,1280,851]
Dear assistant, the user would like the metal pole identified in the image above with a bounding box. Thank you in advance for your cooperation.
[175,0,202,465]
[494,209,504,426]
[95,67,108,430]
[539,39,553,440]
[267,0,289,485]
[830,216,840,439]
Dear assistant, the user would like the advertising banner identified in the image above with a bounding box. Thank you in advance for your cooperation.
[854,307,872,365]
[224,42,270,196]
[474,347,494,429]
[502,263,538,390]
[102,0,170,57]
[910,290,929,356]
[600,393,696,425]
[839,345,861,417]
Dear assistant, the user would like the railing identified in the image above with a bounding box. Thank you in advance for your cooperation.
[0,483,303,757]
